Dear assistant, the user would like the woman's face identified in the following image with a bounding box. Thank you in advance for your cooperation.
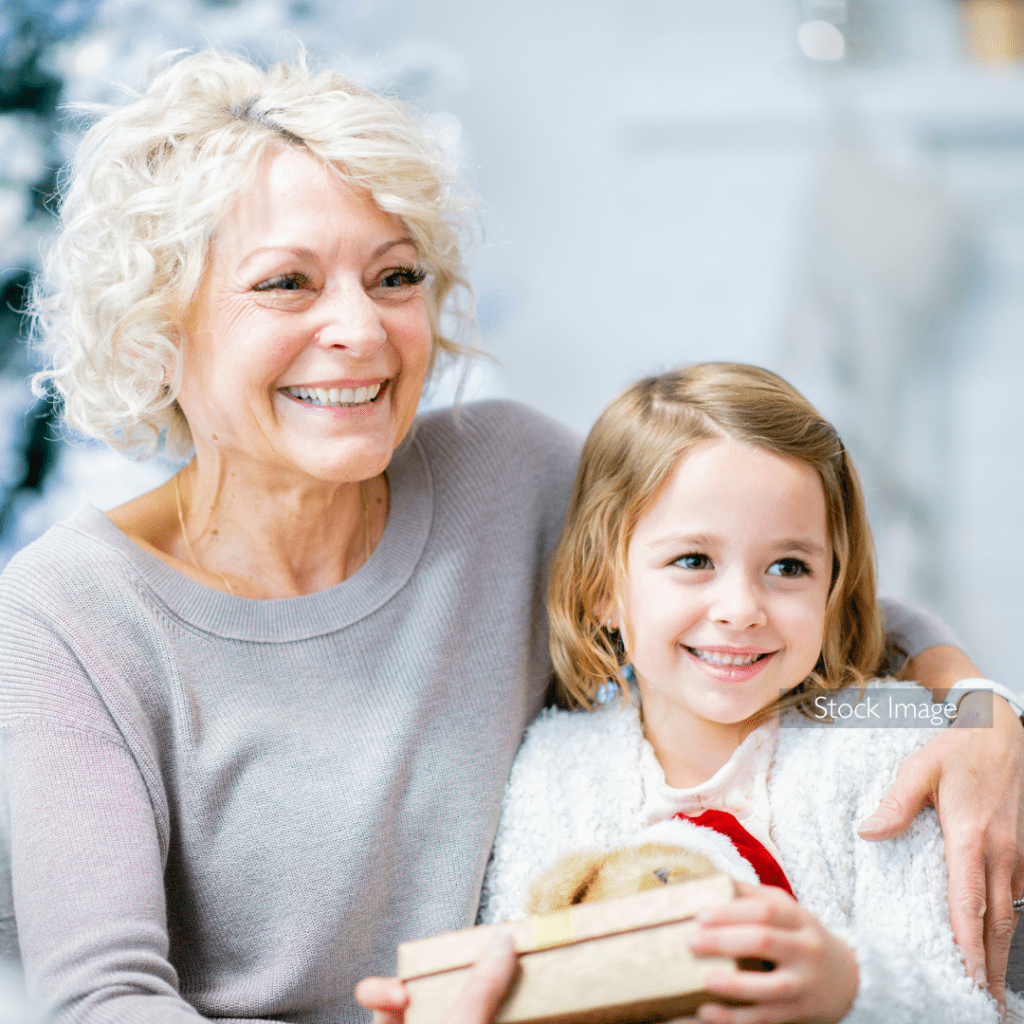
[177,147,433,484]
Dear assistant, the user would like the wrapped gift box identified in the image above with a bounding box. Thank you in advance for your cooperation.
[397,873,739,1024]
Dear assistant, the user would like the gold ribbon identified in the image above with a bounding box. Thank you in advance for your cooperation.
[530,908,576,949]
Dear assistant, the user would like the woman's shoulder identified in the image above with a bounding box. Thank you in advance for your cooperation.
[1,505,142,607]
[0,505,165,673]
[415,400,581,479]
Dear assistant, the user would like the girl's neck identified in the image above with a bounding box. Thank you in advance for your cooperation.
[637,682,765,789]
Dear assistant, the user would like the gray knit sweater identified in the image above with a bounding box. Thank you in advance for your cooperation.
[0,400,955,1024]
[0,402,578,1024]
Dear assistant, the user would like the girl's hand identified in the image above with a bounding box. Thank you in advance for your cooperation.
[686,883,858,1024]
[355,934,518,1024]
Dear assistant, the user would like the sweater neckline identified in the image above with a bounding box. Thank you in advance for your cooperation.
[59,433,433,642]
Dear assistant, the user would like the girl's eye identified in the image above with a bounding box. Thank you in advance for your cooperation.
[767,558,810,578]
[379,266,427,289]
[673,553,713,571]
[253,273,309,292]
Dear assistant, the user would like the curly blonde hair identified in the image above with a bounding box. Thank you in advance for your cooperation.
[31,49,472,460]
[548,363,885,719]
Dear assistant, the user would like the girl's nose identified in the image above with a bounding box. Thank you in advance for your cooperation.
[315,281,387,354]
[708,571,768,630]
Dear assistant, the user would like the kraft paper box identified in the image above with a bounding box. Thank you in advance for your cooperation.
[396,873,739,1024]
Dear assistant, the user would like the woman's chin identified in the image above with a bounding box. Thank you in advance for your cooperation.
[270,394,401,478]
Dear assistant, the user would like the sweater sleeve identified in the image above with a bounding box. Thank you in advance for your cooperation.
[0,591,266,1024]
[877,592,961,663]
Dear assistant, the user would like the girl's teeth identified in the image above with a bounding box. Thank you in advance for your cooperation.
[692,649,763,666]
[283,383,383,408]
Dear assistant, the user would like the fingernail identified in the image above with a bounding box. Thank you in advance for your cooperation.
[998,1001,1006,1021]
[856,816,885,835]
[974,967,987,988]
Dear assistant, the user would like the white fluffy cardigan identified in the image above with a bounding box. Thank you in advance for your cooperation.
[480,684,1023,1024]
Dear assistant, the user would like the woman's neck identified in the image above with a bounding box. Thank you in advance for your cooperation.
[637,682,756,790]
[107,453,389,599]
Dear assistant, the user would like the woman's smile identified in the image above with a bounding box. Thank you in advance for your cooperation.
[280,380,387,410]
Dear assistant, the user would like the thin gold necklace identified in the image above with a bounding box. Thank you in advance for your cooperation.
[174,474,374,595]
[175,473,236,595]
[359,478,372,565]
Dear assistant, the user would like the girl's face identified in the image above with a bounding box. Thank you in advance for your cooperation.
[615,437,832,742]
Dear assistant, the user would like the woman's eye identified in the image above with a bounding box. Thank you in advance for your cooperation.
[767,558,810,578]
[253,273,309,292]
[673,553,712,571]
[379,266,427,289]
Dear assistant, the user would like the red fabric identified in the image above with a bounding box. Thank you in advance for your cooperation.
[674,809,794,897]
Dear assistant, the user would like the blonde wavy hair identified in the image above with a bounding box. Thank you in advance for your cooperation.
[548,362,885,720]
[30,49,472,460]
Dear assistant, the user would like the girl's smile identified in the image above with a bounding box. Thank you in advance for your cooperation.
[611,436,833,780]
[683,645,777,681]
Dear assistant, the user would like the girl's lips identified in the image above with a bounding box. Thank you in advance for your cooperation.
[683,646,777,681]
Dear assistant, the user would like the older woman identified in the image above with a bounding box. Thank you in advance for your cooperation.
[0,50,1020,1024]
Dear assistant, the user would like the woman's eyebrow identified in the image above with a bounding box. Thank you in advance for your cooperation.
[241,237,416,265]
[371,236,417,258]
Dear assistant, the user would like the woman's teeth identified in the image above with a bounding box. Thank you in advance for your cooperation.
[284,383,382,408]
[690,648,768,667]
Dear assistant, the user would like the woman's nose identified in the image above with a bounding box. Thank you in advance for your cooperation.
[314,281,387,353]
[708,571,768,630]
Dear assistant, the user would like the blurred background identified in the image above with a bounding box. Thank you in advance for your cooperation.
[0,0,1022,687]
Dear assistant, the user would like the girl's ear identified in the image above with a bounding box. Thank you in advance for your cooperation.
[593,599,619,634]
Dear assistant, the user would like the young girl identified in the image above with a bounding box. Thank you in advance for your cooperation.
[479,363,1023,1024]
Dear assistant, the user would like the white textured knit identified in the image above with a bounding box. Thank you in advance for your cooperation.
[481,682,1024,1024]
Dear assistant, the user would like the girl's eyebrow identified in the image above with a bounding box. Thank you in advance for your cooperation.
[647,532,716,552]
[777,539,829,558]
